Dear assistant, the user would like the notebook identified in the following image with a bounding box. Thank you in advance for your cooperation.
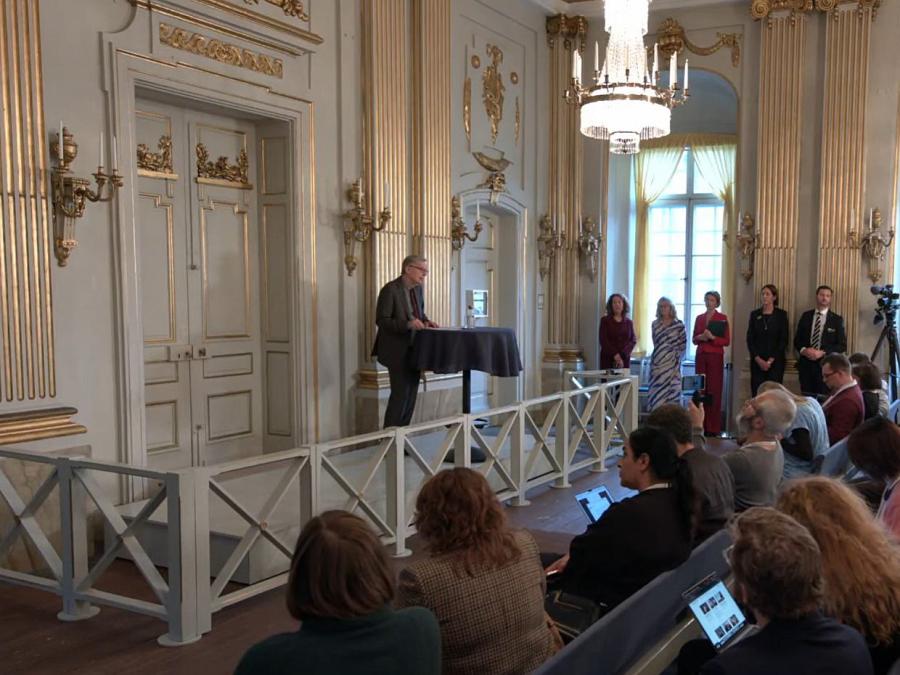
[575,485,615,523]
[683,575,757,651]
[707,320,727,338]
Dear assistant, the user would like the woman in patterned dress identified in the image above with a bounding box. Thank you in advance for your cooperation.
[648,297,686,410]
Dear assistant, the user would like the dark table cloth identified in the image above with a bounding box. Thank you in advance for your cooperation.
[411,327,522,376]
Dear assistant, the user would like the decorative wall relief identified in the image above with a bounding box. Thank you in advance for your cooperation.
[482,44,505,144]
[655,17,741,67]
[137,136,175,176]
[473,150,511,204]
[515,97,520,145]
[196,144,251,187]
[463,77,472,144]
[159,23,284,79]
[736,212,758,282]
[243,0,309,22]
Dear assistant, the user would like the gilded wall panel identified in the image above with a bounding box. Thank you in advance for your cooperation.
[0,0,55,401]
[753,13,806,324]
[815,4,874,349]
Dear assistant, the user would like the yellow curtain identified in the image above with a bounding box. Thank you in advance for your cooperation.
[633,139,686,352]
[691,136,737,326]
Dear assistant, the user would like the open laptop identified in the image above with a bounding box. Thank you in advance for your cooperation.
[683,575,757,651]
[575,485,615,523]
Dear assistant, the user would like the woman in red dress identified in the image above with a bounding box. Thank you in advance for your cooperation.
[693,290,730,436]
[599,293,637,370]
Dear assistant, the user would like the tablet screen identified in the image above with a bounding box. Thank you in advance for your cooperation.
[686,580,747,650]
[575,486,614,523]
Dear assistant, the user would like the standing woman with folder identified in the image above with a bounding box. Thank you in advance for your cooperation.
[693,291,730,436]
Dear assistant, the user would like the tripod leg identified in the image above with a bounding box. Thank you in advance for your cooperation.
[887,326,900,401]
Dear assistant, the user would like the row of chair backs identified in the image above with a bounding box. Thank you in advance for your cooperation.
[811,437,850,477]
[534,529,732,675]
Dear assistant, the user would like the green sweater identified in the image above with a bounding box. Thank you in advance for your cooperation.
[234,606,440,675]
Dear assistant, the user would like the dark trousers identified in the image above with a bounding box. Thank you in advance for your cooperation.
[797,355,826,397]
[384,365,421,428]
[749,358,785,396]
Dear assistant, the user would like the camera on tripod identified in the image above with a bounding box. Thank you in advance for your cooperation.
[871,285,900,325]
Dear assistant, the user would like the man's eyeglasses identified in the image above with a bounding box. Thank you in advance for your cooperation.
[409,265,428,275]
[821,369,835,380]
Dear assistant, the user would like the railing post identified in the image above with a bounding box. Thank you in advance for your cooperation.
[554,395,571,488]
[590,387,607,473]
[157,471,201,646]
[56,459,99,622]
[386,430,411,557]
[626,375,639,435]
[193,467,212,635]
[510,408,530,506]
[300,446,316,528]
[456,415,473,468]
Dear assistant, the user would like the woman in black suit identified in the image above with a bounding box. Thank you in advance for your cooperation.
[746,284,790,396]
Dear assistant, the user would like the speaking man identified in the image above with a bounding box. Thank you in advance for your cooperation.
[371,255,438,428]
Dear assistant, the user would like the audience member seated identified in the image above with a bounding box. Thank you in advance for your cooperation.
[777,478,900,674]
[397,468,559,675]
[822,353,865,445]
[848,417,900,539]
[236,511,440,675]
[646,402,734,543]
[545,426,694,612]
[853,361,889,420]
[724,390,795,510]
[699,508,873,675]
[758,382,829,479]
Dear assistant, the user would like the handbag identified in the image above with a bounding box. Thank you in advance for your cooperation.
[544,590,605,643]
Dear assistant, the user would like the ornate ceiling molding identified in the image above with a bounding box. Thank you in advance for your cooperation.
[243,0,308,22]
[655,17,741,66]
[546,14,588,51]
[750,0,813,20]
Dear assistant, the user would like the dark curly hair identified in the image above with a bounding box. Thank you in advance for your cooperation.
[414,468,520,576]
[606,293,630,318]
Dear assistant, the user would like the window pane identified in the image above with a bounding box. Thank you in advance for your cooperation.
[660,152,688,196]
[691,257,723,304]
[692,204,724,256]
[646,205,687,343]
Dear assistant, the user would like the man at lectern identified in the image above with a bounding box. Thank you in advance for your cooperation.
[372,255,439,428]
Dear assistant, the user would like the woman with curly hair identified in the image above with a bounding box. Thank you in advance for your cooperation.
[397,468,558,675]
[777,477,900,674]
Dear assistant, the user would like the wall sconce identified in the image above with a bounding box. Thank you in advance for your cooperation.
[450,195,483,251]
[50,127,123,266]
[537,214,565,280]
[577,216,601,281]
[736,211,757,282]
[860,207,895,283]
[343,177,391,276]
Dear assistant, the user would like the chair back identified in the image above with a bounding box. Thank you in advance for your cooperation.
[814,437,850,477]
[889,398,900,424]
[535,529,732,675]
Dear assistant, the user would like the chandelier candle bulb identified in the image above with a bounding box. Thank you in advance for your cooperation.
[684,60,689,91]
[669,51,676,88]
[384,181,390,210]
[58,121,64,160]
[573,49,581,81]
[476,200,480,223]
[594,41,599,73]
[653,44,658,78]
[98,132,104,169]
[112,136,118,170]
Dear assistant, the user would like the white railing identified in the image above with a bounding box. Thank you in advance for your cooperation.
[0,377,636,644]
[0,449,198,645]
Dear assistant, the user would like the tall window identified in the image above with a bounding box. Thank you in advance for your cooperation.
[645,148,724,358]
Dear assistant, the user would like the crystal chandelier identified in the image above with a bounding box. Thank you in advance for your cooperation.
[566,0,689,155]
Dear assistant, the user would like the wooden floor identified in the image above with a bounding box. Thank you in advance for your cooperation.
[1,440,734,675]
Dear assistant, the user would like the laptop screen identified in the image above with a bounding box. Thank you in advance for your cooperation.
[575,486,614,523]
[685,579,748,650]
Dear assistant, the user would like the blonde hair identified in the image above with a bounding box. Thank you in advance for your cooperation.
[656,297,678,321]
[777,477,900,644]
[757,381,809,406]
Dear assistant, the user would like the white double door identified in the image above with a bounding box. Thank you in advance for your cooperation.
[137,101,263,470]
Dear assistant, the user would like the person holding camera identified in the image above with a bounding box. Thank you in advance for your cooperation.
[746,284,789,396]
[794,285,846,397]
[693,291,730,436]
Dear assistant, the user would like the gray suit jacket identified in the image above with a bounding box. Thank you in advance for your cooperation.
[371,277,428,370]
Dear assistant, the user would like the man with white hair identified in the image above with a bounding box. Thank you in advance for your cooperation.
[724,390,797,511]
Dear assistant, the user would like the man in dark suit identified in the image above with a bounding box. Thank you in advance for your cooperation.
[794,285,847,396]
[700,508,872,675]
[372,255,438,428]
